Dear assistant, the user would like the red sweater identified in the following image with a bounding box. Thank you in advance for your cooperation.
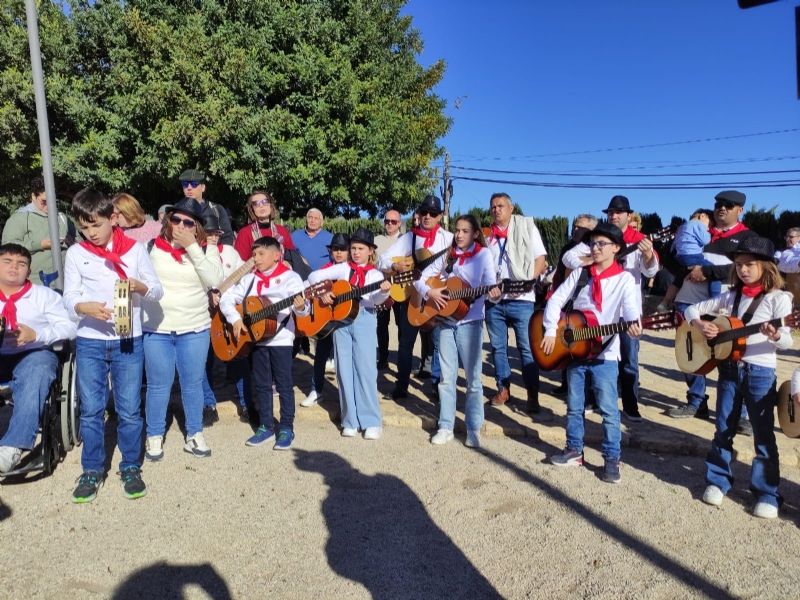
[234,222,296,261]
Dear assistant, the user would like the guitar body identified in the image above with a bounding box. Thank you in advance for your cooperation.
[777,380,800,438]
[529,309,603,371]
[295,280,360,338]
[389,248,436,302]
[210,298,279,361]
[674,315,746,375]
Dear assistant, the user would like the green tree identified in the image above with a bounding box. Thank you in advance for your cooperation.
[742,204,780,245]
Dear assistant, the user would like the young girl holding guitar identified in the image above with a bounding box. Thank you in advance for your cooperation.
[684,236,794,519]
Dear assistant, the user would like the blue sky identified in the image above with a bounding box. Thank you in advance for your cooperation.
[404,0,800,226]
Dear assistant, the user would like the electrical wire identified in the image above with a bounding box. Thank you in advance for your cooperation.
[453,176,800,190]
[451,166,800,178]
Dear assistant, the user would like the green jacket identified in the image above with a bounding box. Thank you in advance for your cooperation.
[1,204,79,285]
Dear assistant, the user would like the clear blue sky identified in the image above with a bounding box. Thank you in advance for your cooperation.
[404,0,800,226]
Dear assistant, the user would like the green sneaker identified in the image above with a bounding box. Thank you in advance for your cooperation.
[72,471,105,503]
[119,466,147,499]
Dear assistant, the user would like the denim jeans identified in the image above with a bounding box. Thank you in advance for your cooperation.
[431,326,441,385]
[485,299,539,392]
[251,345,295,432]
[705,361,782,507]
[377,302,403,364]
[393,302,419,391]
[565,359,621,460]
[436,320,485,432]
[618,330,639,413]
[77,336,144,472]
[312,333,334,393]
[675,254,721,297]
[230,358,253,410]
[144,330,209,439]
[202,345,218,408]
[0,349,58,450]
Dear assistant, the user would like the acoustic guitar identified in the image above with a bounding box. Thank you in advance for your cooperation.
[113,280,132,336]
[563,227,675,278]
[388,247,450,302]
[408,278,534,331]
[776,380,800,439]
[674,311,800,375]
[211,281,332,361]
[530,309,681,371]
[208,258,255,347]
[296,270,419,338]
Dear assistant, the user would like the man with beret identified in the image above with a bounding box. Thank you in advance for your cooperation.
[562,195,659,422]
[667,191,759,434]
[178,169,234,245]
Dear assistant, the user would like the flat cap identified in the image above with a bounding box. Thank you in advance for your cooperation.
[179,169,205,182]
[714,190,746,207]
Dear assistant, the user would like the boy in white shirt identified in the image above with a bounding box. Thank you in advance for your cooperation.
[63,189,162,503]
[0,244,77,473]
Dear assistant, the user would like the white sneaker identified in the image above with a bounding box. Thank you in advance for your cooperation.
[364,427,383,440]
[325,359,336,373]
[431,429,454,445]
[465,430,482,448]
[702,485,724,506]
[341,428,358,437]
[183,432,211,457]
[300,390,319,407]
[753,501,778,519]
[145,436,164,462]
[0,446,22,473]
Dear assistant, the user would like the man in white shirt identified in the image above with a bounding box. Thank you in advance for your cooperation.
[0,243,77,473]
[776,228,800,274]
[375,210,404,370]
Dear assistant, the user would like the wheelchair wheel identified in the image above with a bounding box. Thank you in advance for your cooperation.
[60,354,81,451]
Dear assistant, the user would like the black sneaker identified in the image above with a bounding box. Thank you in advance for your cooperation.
[667,405,701,419]
[737,419,754,437]
[202,406,219,426]
[695,403,710,419]
[119,466,147,499]
[551,385,567,396]
[602,459,621,484]
[622,408,643,423]
[431,383,439,404]
[72,471,105,503]
[383,387,408,401]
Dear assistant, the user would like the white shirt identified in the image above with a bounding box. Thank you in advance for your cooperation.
[414,244,497,325]
[544,267,640,361]
[377,228,454,272]
[307,263,390,309]
[1,283,77,355]
[674,251,732,305]
[777,245,800,273]
[684,289,793,368]
[486,224,546,303]
[63,241,163,340]
[219,265,309,347]
[374,232,403,260]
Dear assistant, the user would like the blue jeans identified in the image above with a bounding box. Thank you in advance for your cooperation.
[705,362,781,507]
[485,299,539,392]
[565,359,621,460]
[430,326,441,385]
[202,346,218,408]
[251,345,295,432]
[676,253,721,297]
[77,336,144,472]
[0,349,58,450]
[144,330,209,438]
[312,334,334,393]
[618,330,639,413]
[436,320,485,431]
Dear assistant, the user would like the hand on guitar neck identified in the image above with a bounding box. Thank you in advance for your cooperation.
[427,284,503,309]
[690,318,782,343]
[318,279,392,306]
[539,321,643,357]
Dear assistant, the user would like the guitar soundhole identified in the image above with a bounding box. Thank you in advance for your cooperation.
[562,327,575,348]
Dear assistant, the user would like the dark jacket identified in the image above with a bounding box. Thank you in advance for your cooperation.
[699,227,759,282]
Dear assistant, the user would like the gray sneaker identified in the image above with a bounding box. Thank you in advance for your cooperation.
[0,446,22,473]
[602,458,621,484]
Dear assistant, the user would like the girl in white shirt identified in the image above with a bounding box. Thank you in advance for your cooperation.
[685,236,794,519]
[415,215,498,448]
[307,228,391,439]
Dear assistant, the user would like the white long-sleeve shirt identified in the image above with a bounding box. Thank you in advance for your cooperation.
[543,267,640,361]
[377,228,454,272]
[486,221,546,302]
[307,263,390,309]
[142,243,224,334]
[684,289,794,369]
[414,244,496,325]
[63,242,163,340]
[219,265,309,347]
[1,283,77,355]
[777,245,800,273]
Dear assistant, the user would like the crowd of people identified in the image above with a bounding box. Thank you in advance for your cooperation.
[1,174,799,519]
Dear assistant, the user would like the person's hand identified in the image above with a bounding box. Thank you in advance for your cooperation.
[232,319,246,341]
[392,258,413,273]
[379,280,392,293]
[76,302,114,321]
[40,238,52,250]
[793,392,800,406]
[127,278,149,296]
[691,318,718,340]
[319,291,336,306]
[686,266,706,284]
[628,322,643,339]
[488,286,502,301]
[637,237,654,260]
[209,291,221,307]
[540,336,556,356]
[760,322,781,342]
[426,287,449,310]
[5,324,37,347]
[293,295,306,311]
[171,227,196,250]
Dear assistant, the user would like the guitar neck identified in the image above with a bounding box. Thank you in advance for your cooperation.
[571,320,638,341]
[337,279,385,303]
[712,317,785,346]
[447,283,499,301]
[218,258,255,295]
[417,247,450,271]
[248,293,302,324]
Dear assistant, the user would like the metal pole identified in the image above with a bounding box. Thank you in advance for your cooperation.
[25,0,63,290]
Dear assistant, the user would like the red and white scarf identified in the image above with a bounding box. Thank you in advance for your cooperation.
[254,262,290,295]
[79,226,136,279]
[411,225,440,249]
[589,262,624,313]
[0,281,33,331]
[452,243,482,265]
[348,261,375,287]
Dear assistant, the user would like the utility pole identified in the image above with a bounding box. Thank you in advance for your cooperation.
[441,152,452,230]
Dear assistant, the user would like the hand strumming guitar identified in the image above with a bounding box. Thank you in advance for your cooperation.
[391,258,413,273]
[690,318,718,339]
[231,319,247,341]
[426,287,449,310]
[540,336,556,356]
[319,291,336,306]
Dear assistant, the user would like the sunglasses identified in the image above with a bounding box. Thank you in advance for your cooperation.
[169,215,197,228]
[181,181,201,189]
[251,199,271,207]
[384,219,400,225]
[419,210,441,218]
[714,201,736,210]
[586,241,616,249]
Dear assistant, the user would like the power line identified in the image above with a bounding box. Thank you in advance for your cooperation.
[451,166,800,178]
[449,155,800,170]
[453,175,800,190]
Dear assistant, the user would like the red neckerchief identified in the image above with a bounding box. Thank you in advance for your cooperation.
[709,221,747,243]
[154,236,187,263]
[452,243,482,265]
[348,261,375,287]
[254,262,290,295]
[0,281,33,331]
[320,262,335,269]
[411,225,439,249]
[622,227,646,245]
[79,226,136,279]
[491,224,508,241]
[741,284,763,298]
[588,262,625,313]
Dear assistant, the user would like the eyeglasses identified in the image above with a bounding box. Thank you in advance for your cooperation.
[169,215,197,228]
[586,241,616,249]
[714,201,736,210]
[181,181,201,189]
[419,210,440,218]
[251,199,271,207]
[384,219,399,225]
[786,234,800,239]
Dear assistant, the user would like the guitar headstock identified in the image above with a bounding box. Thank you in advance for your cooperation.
[649,227,676,244]
[305,281,333,299]
[642,309,683,331]
[499,279,535,295]
[389,269,421,287]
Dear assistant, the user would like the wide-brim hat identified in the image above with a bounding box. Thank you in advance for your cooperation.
[179,169,205,182]
[349,227,377,249]
[726,235,776,264]
[327,232,350,250]
[602,195,633,214]
[714,190,746,207]
[163,197,206,226]
[419,195,443,214]
[582,222,627,253]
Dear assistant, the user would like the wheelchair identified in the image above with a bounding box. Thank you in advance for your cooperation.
[0,340,81,479]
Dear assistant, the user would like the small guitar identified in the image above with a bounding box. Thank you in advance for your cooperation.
[530,309,681,371]
[776,381,800,439]
[211,281,332,361]
[408,278,534,331]
[113,280,132,336]
[296,270,420,338]
[388,247,450,302]
[674,311,800,375]
[208,257,255,338]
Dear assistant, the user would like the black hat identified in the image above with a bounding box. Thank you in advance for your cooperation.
[419,195,442,214]
[582,222,627,253]
[602,195,633,214]
[714,190,746,207]
[349,227,377,249]
[203,210,222,233]
[179,169,205,182]
[327,233,350,250]
[164,198,206,226]
[727,235,776,264]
